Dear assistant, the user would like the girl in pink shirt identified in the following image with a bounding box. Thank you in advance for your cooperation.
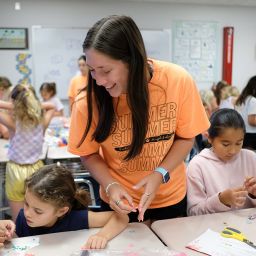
[187,109,256,216]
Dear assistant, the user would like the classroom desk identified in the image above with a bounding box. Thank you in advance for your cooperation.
[0,139,9,163]
[23,223,167,255]
[46,145,79,161]
[151,208,256,256]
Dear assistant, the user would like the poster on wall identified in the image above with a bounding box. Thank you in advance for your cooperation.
[172,21,219,86]
[0,28,28,49]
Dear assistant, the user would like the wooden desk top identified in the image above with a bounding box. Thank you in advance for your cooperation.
[24,223,167,255]
[47,145,79,160]
[151,208,256,256]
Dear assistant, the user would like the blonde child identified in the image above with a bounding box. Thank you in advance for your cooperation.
[187,109,256,216]
[14,164,128,249]
[0,84,55,221]
[40,82,64,117]
[199,89,218,118]
[0,76,12,139]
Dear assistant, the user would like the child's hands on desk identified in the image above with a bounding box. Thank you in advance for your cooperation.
[83,233,108,249]
[219,186,248,208]
[0,220,15,247]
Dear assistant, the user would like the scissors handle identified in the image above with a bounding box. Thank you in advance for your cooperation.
[226,227,241,234]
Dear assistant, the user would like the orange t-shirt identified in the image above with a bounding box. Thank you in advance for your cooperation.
[68,59,210,208]
[68,74,87,104]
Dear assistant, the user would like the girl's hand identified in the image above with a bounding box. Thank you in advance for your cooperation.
[244,177,256,198]
[133,172,163,222]
[107,183,136,215]
[0,220,15,247]
[219,187,248,208]
[83,233,108,249]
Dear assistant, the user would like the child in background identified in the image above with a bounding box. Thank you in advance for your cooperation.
[215,80,237,109]
[0,76,12,101]
[235,76,256,150]
[0,76,12,139]
[68,55,88,112]
[200,89,218,118]
[187,109,256,216]
[15,164,128,249]
[40,82,64,117]
[229,86,240,98]
[0,84,55,221]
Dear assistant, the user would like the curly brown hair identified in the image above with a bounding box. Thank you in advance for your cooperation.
[25,164,91,210]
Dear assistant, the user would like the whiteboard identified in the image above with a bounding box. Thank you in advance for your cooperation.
[32,27,171,99]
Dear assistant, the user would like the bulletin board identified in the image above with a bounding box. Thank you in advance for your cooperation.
[172,21,219,86]
[32,27,171,99]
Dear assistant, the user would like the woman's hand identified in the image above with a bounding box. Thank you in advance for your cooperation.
[107,183,136,215]
[133,172,163,221]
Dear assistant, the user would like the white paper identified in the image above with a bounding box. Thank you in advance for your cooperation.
[187,229,256,256]
[2,236,40,256]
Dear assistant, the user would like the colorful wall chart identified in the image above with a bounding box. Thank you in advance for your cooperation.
[16,53,32,84]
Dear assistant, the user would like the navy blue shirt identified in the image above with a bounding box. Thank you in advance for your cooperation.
[16,209,89,237]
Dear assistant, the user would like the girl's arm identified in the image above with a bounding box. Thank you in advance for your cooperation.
[0,100,14,110]
[85,211,129,249]
[186,163,237,216]
[41,102,55,110]
[248,114,256,126]
[42,104,55,130]
[53,109,64,117]
[0,112,15,131]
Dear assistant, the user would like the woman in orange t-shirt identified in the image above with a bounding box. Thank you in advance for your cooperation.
[68,55,88,112]
[68,15,209,222]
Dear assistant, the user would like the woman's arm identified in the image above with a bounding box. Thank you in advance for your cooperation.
[134,136,194,221]
[81,154,135,214]
[84,211,129,249]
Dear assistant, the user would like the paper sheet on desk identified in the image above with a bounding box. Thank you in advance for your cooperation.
[71,248,187,256]
[186,229,255,256]
[1,236,39,256]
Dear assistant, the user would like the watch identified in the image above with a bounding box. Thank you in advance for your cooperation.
[154,167,170,183]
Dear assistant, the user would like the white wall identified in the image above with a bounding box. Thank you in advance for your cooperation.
[0,0,256,92]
